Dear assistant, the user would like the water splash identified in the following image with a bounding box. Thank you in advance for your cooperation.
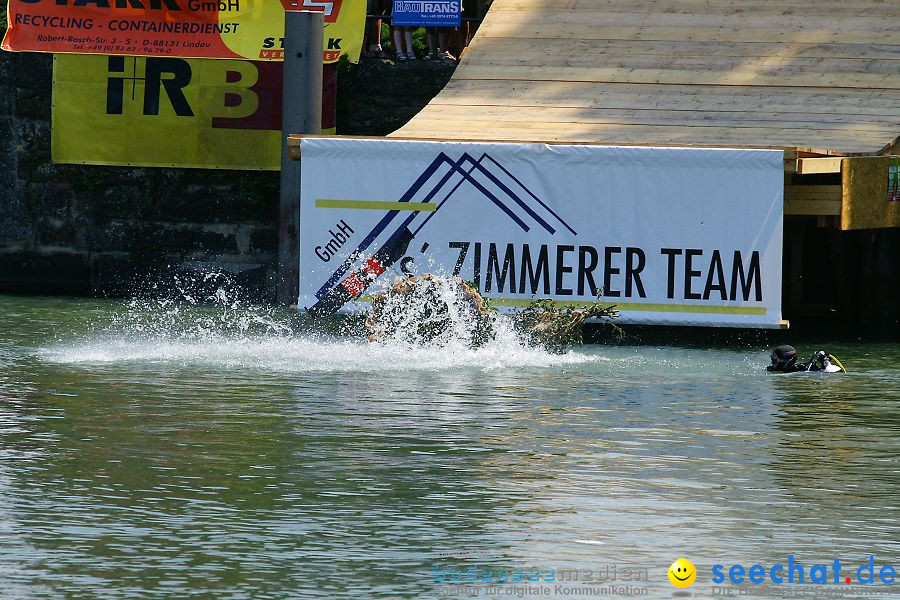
[366,274,504,348]
[41,272,593,372]
[111,271,296,339]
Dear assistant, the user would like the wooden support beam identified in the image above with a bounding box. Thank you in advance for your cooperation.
[785,185,842,215]
[288,135,302,161]
[796,157,844,174]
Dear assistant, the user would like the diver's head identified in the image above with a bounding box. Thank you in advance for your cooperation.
[770,345,798,371]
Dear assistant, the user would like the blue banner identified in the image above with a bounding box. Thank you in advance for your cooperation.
[392,1,461,27]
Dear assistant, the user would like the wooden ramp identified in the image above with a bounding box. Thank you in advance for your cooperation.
[393,0,900,156]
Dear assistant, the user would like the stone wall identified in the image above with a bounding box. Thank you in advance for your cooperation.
[0,46,454,299]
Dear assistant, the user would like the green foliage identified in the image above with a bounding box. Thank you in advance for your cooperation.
[412,27,429,56]
[381,25,429,58]
[512,298,621,353]
[0,0,7,32]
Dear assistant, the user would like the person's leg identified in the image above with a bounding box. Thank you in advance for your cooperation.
[374,0,387,55]
[366,2,385,57]
[438,29,453,61]
[425,27,437,60]
[372,17,385,58]
[404,27,416,60]
[363,0,375,56]
[392,26,406,60]
[460,0,476,54]
[446,25,461,57]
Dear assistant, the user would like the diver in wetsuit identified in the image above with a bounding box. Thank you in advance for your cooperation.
[767,345,845,373]
[768,345,806,372]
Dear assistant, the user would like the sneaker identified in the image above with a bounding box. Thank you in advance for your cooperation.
[406,50,417,61]
[440,50,456,62]
[423,52,434,61]
[396,51,407,62]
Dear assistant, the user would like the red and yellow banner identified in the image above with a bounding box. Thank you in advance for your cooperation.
[52,54,337,170]
[2,0,365,63]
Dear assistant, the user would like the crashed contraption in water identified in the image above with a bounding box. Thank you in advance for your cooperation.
[365,274,620,352]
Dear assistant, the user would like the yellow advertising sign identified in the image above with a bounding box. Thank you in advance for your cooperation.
[841,156,900,230]
[228,0,367,63]
[53,53,336,170]
[4,0,367,64]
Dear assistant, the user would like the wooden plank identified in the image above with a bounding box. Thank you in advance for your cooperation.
[493,0,900,17]
[497,0,896,7]
[784,200,842,215]
[477,12,899,44]
[410,104,898,131]
[407,110,893,142]
[394,129,860,153]
[396,121,879,154]
[785,183,843,215]
[785,185,843,201]
[452,63,898,90]
[462,53,900,79]
[466,51,900,77]
[443,78,900,101]
[480,9,896,32]
[475,24,898,46]
[469,38,900,61]
[796,157,844,174]
[433,80,900,116]
[433,95,900,120]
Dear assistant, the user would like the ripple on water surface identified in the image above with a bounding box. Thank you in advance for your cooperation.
[1,292,899,599]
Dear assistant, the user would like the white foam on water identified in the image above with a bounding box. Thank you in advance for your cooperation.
[40,334,595,372]
[39,273,597,373]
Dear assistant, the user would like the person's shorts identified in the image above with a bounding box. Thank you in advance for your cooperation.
[367,0,388,15]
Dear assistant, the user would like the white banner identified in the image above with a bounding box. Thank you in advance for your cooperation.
[299,139,784,328]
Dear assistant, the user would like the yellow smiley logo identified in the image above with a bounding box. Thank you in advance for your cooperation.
[668,558,697,588]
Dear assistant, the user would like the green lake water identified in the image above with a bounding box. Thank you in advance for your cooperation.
[0,294,898,599]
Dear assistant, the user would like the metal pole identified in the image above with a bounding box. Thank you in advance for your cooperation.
[277,9,323,306]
